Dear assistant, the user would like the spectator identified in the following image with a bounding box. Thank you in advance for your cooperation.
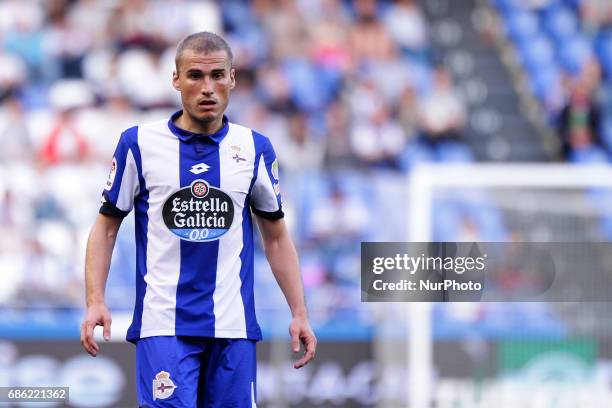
[43,0,92,79]
[384,0,428,58]
[349,103,407,167]
[39,80,94,165]
[323,101,353,167]
[260,0,309,60]
[0,51,27,100]
[1,5,46,81]
[417,66,467,146]
[0,95,32,164]
[307,182,369,243]
[0,0,450,323]
[308,0,352,73]
[397,85,419,141]
[558,77,603,159]
[349,0,396,63]
[580,0,612,35]
[278,110,325,171]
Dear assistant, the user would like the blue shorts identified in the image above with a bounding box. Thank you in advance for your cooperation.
[135,336,257,408]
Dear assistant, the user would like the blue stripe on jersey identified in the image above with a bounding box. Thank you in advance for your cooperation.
[239,131,267,340]
[175,138,220,336]
[124,126,149,343]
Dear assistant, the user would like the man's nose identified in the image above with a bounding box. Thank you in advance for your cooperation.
[201,77,214,96]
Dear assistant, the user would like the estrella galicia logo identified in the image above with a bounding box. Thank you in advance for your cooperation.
[162,179,234,242]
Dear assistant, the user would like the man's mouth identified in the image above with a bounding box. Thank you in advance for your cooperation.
[198,100,217,106]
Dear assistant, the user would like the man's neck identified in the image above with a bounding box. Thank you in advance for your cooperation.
[175,112,224,136]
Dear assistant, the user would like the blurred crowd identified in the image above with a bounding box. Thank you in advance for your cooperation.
[0,0,609,335]
[496,0,612,162]
[0,0,472,316]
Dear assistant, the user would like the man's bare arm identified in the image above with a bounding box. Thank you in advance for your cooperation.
[80,213,122,357]
[255,216,316,368]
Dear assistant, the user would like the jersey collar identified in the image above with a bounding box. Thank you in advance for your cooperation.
[168,110,229,144]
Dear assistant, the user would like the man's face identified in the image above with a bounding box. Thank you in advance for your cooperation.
[172,49,235,126]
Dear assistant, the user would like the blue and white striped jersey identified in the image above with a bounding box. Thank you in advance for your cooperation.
[100,111,283,343]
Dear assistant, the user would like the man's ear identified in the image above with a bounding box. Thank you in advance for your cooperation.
[229,68,236,90]
[172,70,180,91]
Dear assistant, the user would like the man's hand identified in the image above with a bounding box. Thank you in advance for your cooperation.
[80,303,112,357]
[290,315,317,369]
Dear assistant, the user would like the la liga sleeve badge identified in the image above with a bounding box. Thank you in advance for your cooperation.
[105,157,117,191]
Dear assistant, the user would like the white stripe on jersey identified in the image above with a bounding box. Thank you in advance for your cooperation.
[213,124,255,338]
[254,149,279,212]
[116,149,139,212]
[139,120,182,337]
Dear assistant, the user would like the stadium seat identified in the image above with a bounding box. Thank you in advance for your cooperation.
[569,145,610,163]
[432,200,463,241]
[595,33,612,77]
[529,65,561,101]
[435,141,475,163]
[282,59,331,111]
[557,35,593,76]
[505,11,540,45]
[519,35,556,74]
[543,6,578,44]
[398,140,435,172]
[600,119,612,151]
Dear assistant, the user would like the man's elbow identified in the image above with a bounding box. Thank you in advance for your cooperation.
[263,235,282,256]
[104,227,119,242]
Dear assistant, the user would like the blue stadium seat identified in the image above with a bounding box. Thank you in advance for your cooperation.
[519,35,556,74]
[505,11,540,45]
[495,0,541,13]
[221,1,254,33]
[435,141,475,162]
[562,0,580,9]
[228,26,270,66]
[601,119,612,151]
[558,35,593,76]
[529,65,561,101]
[596,34,612,77]
[398,140,435,172]
[599,214,612,241]
[282,59,332,111]
[432,200,462,241]
[543,6,578,44]
[494,0,515,13]
[569,145,610,163]
[409,61,434,96]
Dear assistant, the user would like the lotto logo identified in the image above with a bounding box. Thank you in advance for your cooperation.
[190,163,210,174]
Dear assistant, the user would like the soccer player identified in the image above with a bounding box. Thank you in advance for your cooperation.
[80,32,317,407]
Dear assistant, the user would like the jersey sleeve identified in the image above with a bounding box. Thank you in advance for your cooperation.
[99,127,140,218]
[250,135,284,220]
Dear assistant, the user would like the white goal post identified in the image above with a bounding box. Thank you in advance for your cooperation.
[405,163,612,408]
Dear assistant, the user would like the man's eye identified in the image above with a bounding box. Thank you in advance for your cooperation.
[213,72,224,79]
[188,73,202,79]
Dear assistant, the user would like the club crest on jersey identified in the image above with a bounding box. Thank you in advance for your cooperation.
[162,179,234,242]
[105,158,117,190]
[153,371,177,400]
